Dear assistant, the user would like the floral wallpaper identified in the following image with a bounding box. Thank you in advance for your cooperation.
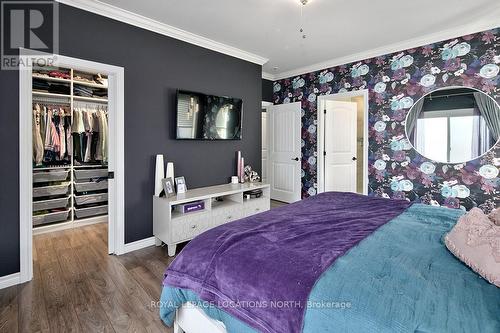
[273,28,500,212]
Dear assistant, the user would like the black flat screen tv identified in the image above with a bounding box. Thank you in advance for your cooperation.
[176,90,243,140]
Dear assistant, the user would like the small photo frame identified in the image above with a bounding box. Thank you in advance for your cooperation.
[175,176,187,194]
[162,177,176,197]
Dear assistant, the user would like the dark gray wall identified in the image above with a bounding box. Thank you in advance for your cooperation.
[262,79,273,102]
[0,4,262,276]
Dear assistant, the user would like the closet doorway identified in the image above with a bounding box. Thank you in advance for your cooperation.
[19,52,125,284]
[317,90,369,195]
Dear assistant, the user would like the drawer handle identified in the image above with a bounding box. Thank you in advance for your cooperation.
[255,208,260,211]
[227,216,232,219]
[191,225,197,229]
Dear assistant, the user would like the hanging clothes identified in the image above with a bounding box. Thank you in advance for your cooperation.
[32,104,44,165]
[58,108,66,160]
[35,105,71,165]
[95,109,108,163]
[72,108,86,163]
[72,105,107,164]
[65,115,72,158]
[83,109,94,163]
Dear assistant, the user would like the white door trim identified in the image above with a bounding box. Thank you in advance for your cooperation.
[317,89,369,195]
[19,51,125,285]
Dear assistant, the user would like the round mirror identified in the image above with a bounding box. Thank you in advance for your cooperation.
[405,87,500,163]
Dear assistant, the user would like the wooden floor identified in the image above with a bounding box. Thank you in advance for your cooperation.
[0,223,176,333]
[0,200,287,332]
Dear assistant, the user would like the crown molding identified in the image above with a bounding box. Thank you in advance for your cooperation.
[272,15,500,80]
[261,71,275,80]
[56,0,269,66]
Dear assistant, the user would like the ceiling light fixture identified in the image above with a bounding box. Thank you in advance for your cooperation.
[299,0,309,39]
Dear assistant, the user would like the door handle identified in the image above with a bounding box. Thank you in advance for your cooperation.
[292,157,299,161]
[352,157,357,161]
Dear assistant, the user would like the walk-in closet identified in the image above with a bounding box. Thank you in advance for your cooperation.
[32,66,109,234]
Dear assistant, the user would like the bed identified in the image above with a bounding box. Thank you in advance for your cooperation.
[159,192,500,333]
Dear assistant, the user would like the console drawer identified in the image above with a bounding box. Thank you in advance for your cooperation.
[171,215,209,242]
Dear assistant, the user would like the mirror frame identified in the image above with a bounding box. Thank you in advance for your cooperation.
[404,86,500,164]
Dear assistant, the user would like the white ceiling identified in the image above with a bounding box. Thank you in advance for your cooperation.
[79,0,500,78]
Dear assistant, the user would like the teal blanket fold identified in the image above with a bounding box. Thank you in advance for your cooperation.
[160,204,500,332]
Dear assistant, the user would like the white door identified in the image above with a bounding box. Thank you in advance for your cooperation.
[261,112,268,183]
[268,102,302,202]
[324,100,357,192]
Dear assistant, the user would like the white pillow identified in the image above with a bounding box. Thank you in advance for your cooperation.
[444,208,500,287]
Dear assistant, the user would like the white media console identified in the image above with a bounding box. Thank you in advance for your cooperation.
[153,182,270,256]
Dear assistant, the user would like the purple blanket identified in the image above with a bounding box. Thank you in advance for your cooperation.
[163,192,412,333]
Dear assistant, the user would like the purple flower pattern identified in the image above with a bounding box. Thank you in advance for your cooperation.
[273,28,500,212]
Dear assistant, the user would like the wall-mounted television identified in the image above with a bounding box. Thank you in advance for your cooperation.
[176,90,243,140]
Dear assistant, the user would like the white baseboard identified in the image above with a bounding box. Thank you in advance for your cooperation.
[0,272,21,290]
[121,236,156,254]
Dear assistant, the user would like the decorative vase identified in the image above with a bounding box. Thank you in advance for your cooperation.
[240,157,245,183]
[236,151,242,180]
[166,162,175,180]
[154,154,165,197]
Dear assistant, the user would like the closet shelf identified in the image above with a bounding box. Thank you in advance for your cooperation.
[33,209,71,226]
[74,168,108,180]
[74,193,107,205]
[33,91,71,98]
[32,75,71,84]
[73,164,108,169]
[33,165,71,171]
[74,180,108,192]
[33,196,70,211]
[33,182,71,198]
[73,80,108,89]
[33,169,70,183]
[73,96,108,103]
[74,205,108,219]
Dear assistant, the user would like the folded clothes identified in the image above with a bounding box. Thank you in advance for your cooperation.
[33,79,50,92]
[73,85,108,99]
[49,70,70,79]
[33,78,70,95]
[48,83,70,95]
[92,89,108,98]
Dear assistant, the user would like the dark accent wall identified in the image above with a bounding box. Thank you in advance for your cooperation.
[262,79,274,102]
[0,4,262,277]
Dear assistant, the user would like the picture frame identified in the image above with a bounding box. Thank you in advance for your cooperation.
[175,176,187,194]
[162,177,176,197]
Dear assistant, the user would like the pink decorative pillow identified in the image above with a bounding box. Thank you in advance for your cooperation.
[444,208,500,287]
[488,208,500,226]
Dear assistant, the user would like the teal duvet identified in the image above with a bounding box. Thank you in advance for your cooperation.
[160,204,500,332]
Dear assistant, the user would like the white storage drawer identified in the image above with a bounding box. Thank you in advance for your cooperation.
[33,209,70,226]
[33,182,70,198]
[74,205,108,219]
[33,169,70,183]
[33,196,70,211]
[243,198,270,216]
[172,215,209,242]
[74,168,108,180]
[74,193,108,205]
[74,180,108,192]
[212,207,243,226]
